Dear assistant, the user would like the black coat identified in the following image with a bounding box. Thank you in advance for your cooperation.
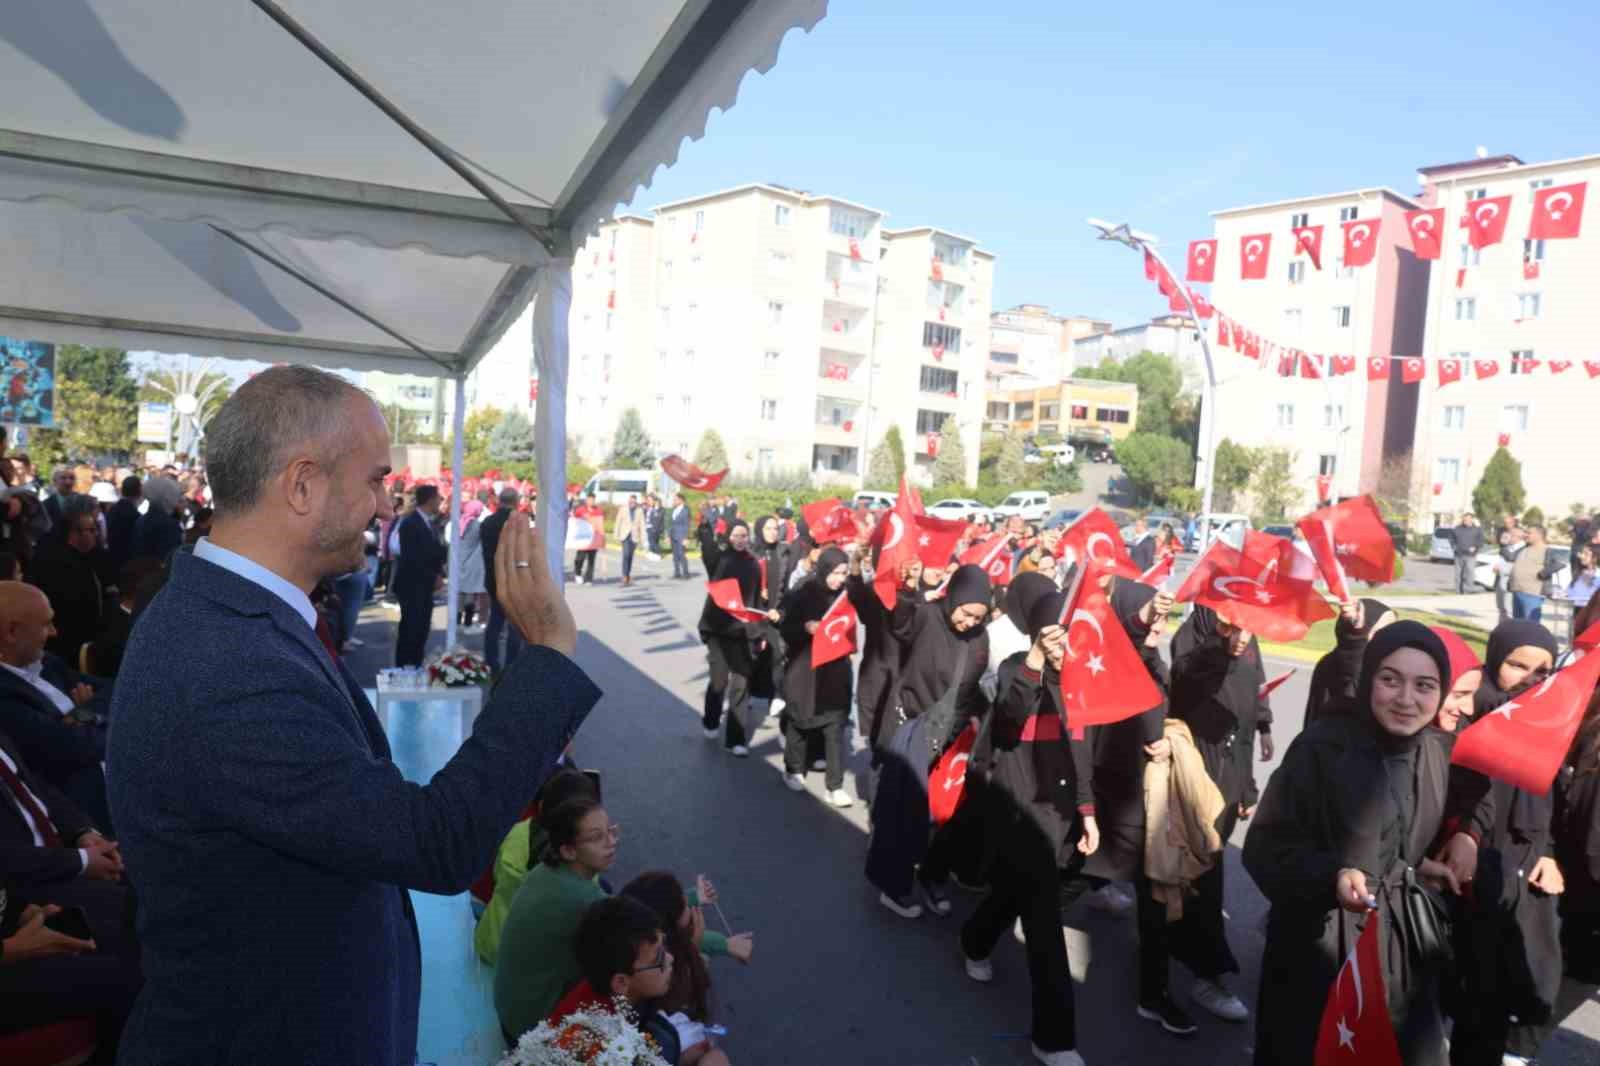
[1169,606,1269,811]
[478,507,512,601]
[28,538,112,663]
[890,592,988,725]
[1128,533,1156,572]
[106,497,141,568]
[130,509,183,564]
[1556,721,1600,983]
[392,510,446,594]
[848,575,898,746]
[0,728,96,891]
[696,525,761,640]
[1243,714,1457,1066]
[777,578,851,729]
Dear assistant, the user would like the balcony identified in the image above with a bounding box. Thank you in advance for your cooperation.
[817,357,867,400]
[825,253,876,308]
[820,312,871,355]
[826,229,876,265]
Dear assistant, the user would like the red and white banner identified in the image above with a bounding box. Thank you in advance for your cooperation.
[1139,553,1175,588]
[1451,649,1600,795]
[1054,507,1142,579]
[801,498,861,545]
[1314,910,1403,1066]
[1473,359,1500,380]
[1528,181,1586,240]
[1174,533,1335,642]
[1400,356,1426,385]
[961,532,1014,587]
[1056,570,1164,734]
[1297,495,1397,600]
[1331,354,1357,376]
[1366,356,1390,381]
[705,578,768,624]
[660,454,728,493]
[1293,225,1324,270]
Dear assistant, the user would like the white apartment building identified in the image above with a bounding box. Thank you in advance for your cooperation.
[1407,152,1600,530]
[1204,187,1429,508]
[1070,313,1208,392]
[366,369,445,437]
[989,304,1110,387]
[554,185,989,488]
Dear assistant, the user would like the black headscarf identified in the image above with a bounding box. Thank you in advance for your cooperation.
[944,564,992,620]
[1335,597,1394,647]
[752,514,782,551]
[1355,620,1451,752]
[812,546,849,586]
[1005,571,1057,635]
[1109,577,1156,634]
[1026,589,1067,641]
[1475,619,1559,714]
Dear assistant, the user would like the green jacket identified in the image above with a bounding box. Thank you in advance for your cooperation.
[474,820,540,966]
[493,863,606,1041]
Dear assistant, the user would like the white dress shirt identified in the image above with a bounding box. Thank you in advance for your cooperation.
[0,744,87,871]
[194,537,318,631]
[1,660,75,715]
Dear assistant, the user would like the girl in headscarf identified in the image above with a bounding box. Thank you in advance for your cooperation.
[980,571,1053,703]
[777,546,855,807]
[959,586,1098,1066]
[1304,597,1395,727]
[1244,621,1467,1065]
[748,514,790,712]
[696,518,774,757]
[865,563,991,920]
[1427,625,1483,733]
[848,539,902,761]
[1166,604,1272,1023]
[1444,619,1565,1066]
[455,496,487,628]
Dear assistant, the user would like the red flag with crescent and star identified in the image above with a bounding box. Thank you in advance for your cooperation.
[1400,356,1426,385]
[1437,358,1464,387]
[801,498,861,545]
[1297,495,1397,602]
[1405,207,1445,259]
[1366,356,1390,381]
[870,478,959,608]
[962,532,1015,587]
[1174,533,1335,642]
[1314,910,1402,1066]
[1240,233,1271,280]
[660,454,728,493]
[1139,552,1175,588]
[811,590,859,668]
[1053,507,1142,580]
[1331,354,1357,376]
[1464,195,1513,249]
[1186,239,1217,282]
[1528,182,1586,241]
[1293,225,1324,270]
[705,579,768,624]
[1450,648,1600,795]
[1341,218,1381,267]
[1056,570,1164,733]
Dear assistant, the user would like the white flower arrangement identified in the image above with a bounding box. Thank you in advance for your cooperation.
[424,647,493,688]
[496,1000,669,1066]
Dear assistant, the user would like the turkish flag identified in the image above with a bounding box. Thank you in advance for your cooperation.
[1455,267,1467,289]
[802,498,861,545]
[1278,351,1297,377]
[962,532,1015,587]
[1549,360,1572,375]
[1314,910,1403,1066]
[1331,354,1357,376]
[1341,218,1381,267]
[1167,287,1188,313]
[1174,534,1335,642]
[1464,195,1513,249]
[1437,358,1464,386]
[1293,225,1324,270]
[1054,507,1141,579]
[660,454,728,493]
[1473,359,1500,380]
[1587,361,1600,379]
[1146,250,1179,297]
[1056,572,1164,732]
[1300,352,1324,380]
[1189,290,1215,319]
[1523,259,1541,281]
[1400,356,1426,385]
[1185,239,1217,282]
[1528,181,1587,240]
[871,480,921,608]
[1297,495,1397,601]
[607,290,616,310]
[1259,667,1298,701]
[848,238,862,260]
[811,590,859,668]
[931,258,943,281]
[1452,650,1600,795]
[1515,356,1540,374]
[1139,552,1174,587]
[1405,208,1445,259]
[705,579,768,624]
[1578,620,1600,653]
[1240,233,1271,279]
[1216,314,1233,349]
[1316,473,1333,504]
[1497,432,1511,448]
[1244,331,1262,360]
[1366,356,1390,381]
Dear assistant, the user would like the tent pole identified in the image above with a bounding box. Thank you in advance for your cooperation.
[532,263,574,588]
[446,374,466,652]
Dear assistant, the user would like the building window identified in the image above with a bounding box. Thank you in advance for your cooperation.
[1070,404,1088,420]
[919,366,959,393]
[1517,293,1541,320]
[1039,402,1060,421]
[1319,454,1337,476]
[682,349,694,370]
[1283,308,1303,333]
[769,301,783,325]
[1288,261,1306,284]
[1322,403,1345,429]
[987,401,1010,420]
[1339,205,1359,222]
[1454,298,1476,321]
[768,251,789,273]
[693,210,704,234]
[1095,407,1131,424]
[1501,404,1530,432]
[1441,404,1466,430]
[654,393,664,415]
[774,204,791,227]
[1290,211,1310,229]
[915,409,946,435]
[681,394,692,414]
[659,306,670,329]
[758,448,776,472]
[657,348,668,365]
[1333,305,1352,328]
[1510,349,1533,375]
[932,236,968,267]
[1522,238,1546,263]
[1457,243,1481,268]
[1465,188,1487,202]
[764,350,781,368]
[1275,403,1295,429]
[990,351,1019,366]
[605,312,614,332]
[921,322,963,353]
[829,207,871,238]
[1528,177,1554,201]
[1436,457,1462,484]
[761,398,778,421]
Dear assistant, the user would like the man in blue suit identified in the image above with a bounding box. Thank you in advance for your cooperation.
[392,483,447,667]
[669,492,691,579]
[107,366,598,1066]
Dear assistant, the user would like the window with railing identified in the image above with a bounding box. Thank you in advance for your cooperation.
[922,322,962,352]
[915,409,947,435]
[1095,407,1131,424]
[1039,402,1060,421]
[829,207,872,238]
[986,401,1010,420]
[932,236,969,267]
[919,366,959,394]
[1014,401,1035,421]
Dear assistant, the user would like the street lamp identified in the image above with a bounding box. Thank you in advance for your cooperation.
[1087,218,1221,551]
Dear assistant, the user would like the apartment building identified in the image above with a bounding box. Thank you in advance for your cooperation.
[366,370,445,438]
[1407,152,1600,529]
[985,377,1140,444]
[1204,187,1429,507]
[1070,313,1209,392]
[989,304,1110,386]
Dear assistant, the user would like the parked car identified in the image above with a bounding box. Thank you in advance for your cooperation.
[1022,443,1075,466]
[1260,524,1296,540]
[853,491,896,511]
[1429,527,1457,562]
[1474,545,1571,593]
[1042,508,1084,531]
[993,491,1052,523]
[1185,512,1252,551]
[926,498,991,524]
[582,469,662,506]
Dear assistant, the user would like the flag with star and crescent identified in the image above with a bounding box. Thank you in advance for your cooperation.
[1054,569,1163,735]
[1450,641,1600,795]
[1314,909,1401,1066]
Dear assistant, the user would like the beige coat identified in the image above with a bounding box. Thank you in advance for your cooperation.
[1143,718,1226,920]
[613,504,645,544]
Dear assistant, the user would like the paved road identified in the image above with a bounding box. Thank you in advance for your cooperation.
[347,556,1599,1065]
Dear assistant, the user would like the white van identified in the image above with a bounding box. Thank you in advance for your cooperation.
[854,491,896,511]
[582,470,658,505]
[992,491,1051,523]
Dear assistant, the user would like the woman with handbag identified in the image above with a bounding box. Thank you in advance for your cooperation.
[1243,621,1468,1065]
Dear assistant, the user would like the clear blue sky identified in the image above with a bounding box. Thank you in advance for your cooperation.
[627,0,1600,327]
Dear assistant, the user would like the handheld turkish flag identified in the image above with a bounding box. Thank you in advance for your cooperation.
[1186,239,1217,282]
[1174,533,1335,643]
[911,513,969,568]
[1057,571,1164,732]
[1314,910,1403,1066]
[1341,218,1381,268]
[1139,552,1175,588]
[1451,649,1600,795]
[1240,233,1271,280]
[1405,208,1445,259]
[962,532,1015,587]
[811,590,859,668]
[1464,195,1513,249]
[1528,181,1586,240]
[802,499,861,545]
[705,579,768,624]
[1297,495,1396,602]
[1366,356,1390,381]
[1437,358,1464,386]
[1054,507,1142,579]
[1473,359,1501,380]
[1332,355,1357,376]
[1577,620,1600,653]
[1293,225,1324,270]
[1259,667,1297,701]
[1400,357,1426,385]
[660,454,728,493]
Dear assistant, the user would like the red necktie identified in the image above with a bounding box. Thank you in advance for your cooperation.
[0,754,62,848]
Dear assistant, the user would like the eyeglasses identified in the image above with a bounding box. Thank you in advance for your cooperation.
[632,945,669,974]
[577,823,621,845]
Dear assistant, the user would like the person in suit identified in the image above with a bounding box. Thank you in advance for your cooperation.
[89,559,161,679]
[669,493,691,579]
[645,494,665,556]
[106,365,597,1066]
[1127,516,1156,572]
[26,494,114,664]
[614,495,645,587]
[391,484,447,667]
[129,476,184,565]
[105,476,143,571]
[479,487,525,675]
[40,466,78,539]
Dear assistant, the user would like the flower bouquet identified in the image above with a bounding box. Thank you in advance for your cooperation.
[496,1001,669,1066]
[425,648,493,688]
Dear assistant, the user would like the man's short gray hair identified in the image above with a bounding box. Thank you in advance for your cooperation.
[206,366,370,514]
[142,476,185,514]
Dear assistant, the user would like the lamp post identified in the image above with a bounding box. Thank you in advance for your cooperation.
[1087,219,1220,552]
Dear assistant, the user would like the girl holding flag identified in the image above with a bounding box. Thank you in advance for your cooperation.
[776,545,854,808]
[696,519,776,757]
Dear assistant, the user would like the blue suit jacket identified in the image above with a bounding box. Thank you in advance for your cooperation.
[393,509,446,595]
[669,505,690,541]
[107,551,599,1065]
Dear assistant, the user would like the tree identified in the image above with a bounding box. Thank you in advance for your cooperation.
[1078,350,1187,440]
[607,407,655,468]
[866,426,905,488]
[1375,455,1416,525]
[1114,432,1194,505]
[60,346,138,404]
[995,429,1028,489]
[931,416,968,490]
[461,407,505,456]
[1471,447,1525,523]
[693,429,729,473]
[1213,438,1256,512]
[1250,447,1301,521]
[1522,506,1545,528]
[46,379,138,462]
[1039,460,1083,496]
[488,408,536,463]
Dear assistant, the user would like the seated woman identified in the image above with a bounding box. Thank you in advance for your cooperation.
[1244,622,1467,1065]
[494,796,618,1044]
[620,871,754,1024]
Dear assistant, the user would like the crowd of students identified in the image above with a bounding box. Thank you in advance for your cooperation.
[681,495,1600,1066]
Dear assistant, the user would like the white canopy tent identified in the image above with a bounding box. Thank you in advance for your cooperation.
[0,0,826,648]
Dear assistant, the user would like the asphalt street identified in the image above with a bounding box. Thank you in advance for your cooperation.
[350,550,1599,1066]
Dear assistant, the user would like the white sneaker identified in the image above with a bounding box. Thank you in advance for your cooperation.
[783,773,806,792]
[702,726,719,740]
[769,698,787,716]
[730,745,749,758]
[825,788,853,808]
[573,577,585,585]
[811,759,827,772]
[1086,883,1134,916]
[1190,977,1250,1022]
[1031,1045,1085,1066]
[963,952,994,983]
